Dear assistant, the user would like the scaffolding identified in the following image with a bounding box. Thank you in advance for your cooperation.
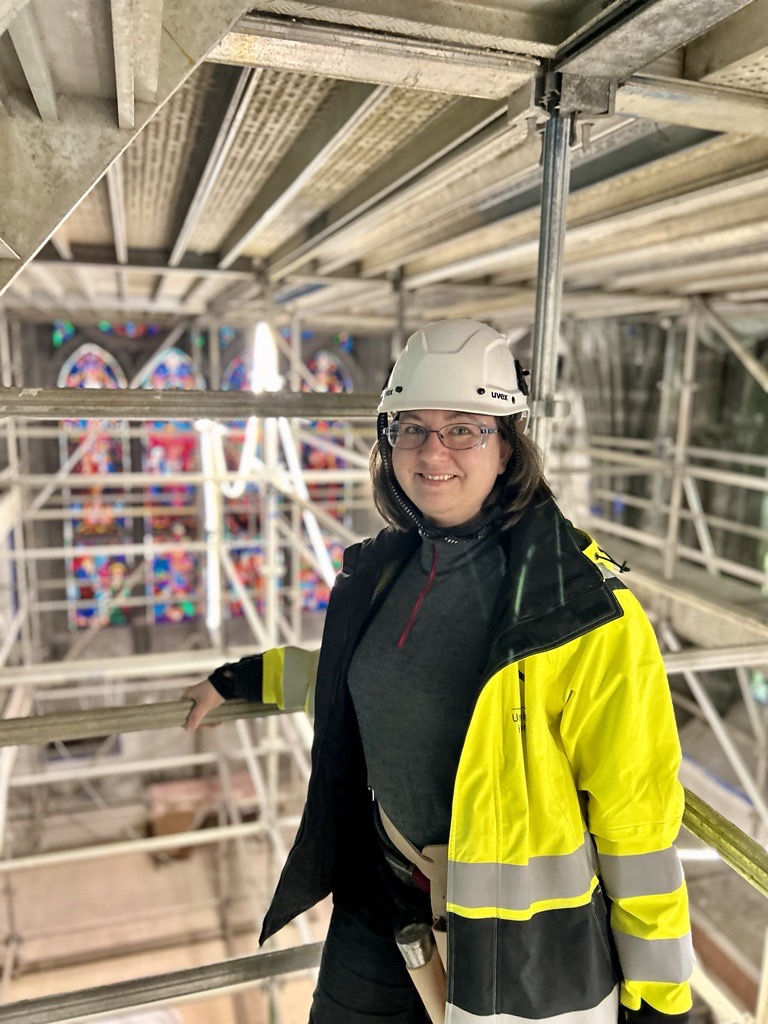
[1,1,768,1019]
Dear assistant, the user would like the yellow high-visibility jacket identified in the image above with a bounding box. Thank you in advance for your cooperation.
[446,536,693,1022]
[246,496,693,1023]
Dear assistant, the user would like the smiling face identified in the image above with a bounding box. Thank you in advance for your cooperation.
[390,409,511,528]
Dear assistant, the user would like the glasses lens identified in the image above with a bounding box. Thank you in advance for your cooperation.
[387,423,427,449]
[441,423,484,449]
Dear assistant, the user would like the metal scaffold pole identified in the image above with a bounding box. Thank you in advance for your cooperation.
[664,306,699,581]
[289,312,304,643]
[530,103,573,466]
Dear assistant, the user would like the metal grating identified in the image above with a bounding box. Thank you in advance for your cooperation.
[399,133,768,282]
[558,134,768,226]
[707,50,768,94]
[186,69,336,254]
[243,86,453,259]
[310,122,531,273]
[123,64,217,251]
[355,121,653,276]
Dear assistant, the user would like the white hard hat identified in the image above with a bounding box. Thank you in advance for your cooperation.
[378,319,529,418]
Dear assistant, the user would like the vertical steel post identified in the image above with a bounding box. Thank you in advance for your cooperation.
[391,267,406,363]
[530,108,573,465]
[260,280,281,649]
[199,421,224,649]
[262,415,279,646]
[650,320,677,538]
[289,313,303,644]
[208,321,221,390]
[0,313,33,865]
[2,318,33,665]
[0,312,11,389]
[663,308,699,581]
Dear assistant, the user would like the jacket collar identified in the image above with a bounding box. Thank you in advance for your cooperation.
[351,495,623,673]
[487,496,624,672]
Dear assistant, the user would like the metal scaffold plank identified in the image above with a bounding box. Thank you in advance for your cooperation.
[268,95,505,279]
[218,80,384,268]
[209,13,537,99]
[685,0,768,85]
[169,67,262,266]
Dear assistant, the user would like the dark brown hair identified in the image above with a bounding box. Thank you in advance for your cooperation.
[369,415,552,531]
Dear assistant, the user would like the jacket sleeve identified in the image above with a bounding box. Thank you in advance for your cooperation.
[559,586,693,1022]
[209,646,319,713]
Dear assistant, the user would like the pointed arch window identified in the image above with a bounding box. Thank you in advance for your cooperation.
[137,347,206,624]
[220,352,265,618]
[57,344,130,629]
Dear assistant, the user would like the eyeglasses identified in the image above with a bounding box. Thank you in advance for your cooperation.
[384,421,498,451]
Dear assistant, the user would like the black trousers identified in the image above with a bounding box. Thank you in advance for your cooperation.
[309,901,433,1024]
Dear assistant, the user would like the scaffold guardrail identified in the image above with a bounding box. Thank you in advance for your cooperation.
[0,700,767,1022]
[0,941,325,1024]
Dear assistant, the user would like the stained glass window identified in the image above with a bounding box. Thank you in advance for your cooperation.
[98,320,161,340]
[138,348,205,624]
[221,353,250,393]
[220,353,263,618]
[52,320,76,348]
[57,344,131,628]
[299,540,345,612]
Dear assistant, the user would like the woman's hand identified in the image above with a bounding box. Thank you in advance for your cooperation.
[183,679,225,732]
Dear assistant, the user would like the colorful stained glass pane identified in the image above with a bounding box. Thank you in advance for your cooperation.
[52,320,76,348]
[144,347,204,391]
[222,354,249,392]
[98,320,160,339]
[300,539,344,612]
[138,347,205,624]
[220,353,264,619]
[58,344,130,628]
[305,350,353,393]
[219,325,237,348]
[334,331,354,353]
[227,545,266,616]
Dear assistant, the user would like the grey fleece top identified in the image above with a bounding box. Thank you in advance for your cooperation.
[347,532,507,849]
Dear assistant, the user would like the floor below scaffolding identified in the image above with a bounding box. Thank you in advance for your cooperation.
[3,823,327,1023]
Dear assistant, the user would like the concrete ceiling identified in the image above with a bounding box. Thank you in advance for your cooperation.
[1,0,768,330]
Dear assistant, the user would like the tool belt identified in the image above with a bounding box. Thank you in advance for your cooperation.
[377,804,448,928]
[375,804,449,1024]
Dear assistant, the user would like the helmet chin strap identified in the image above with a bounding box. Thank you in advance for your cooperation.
[377,412,505,543]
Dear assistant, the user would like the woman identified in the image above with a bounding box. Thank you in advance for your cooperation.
[184,319,693,1024]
